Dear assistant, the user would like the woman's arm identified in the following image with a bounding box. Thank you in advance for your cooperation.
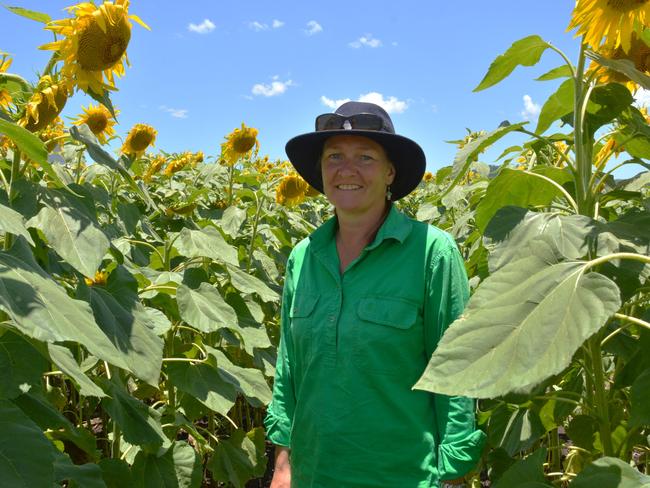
[270,446,291,488]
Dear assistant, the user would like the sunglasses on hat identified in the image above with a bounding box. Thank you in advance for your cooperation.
[315,113,386,132]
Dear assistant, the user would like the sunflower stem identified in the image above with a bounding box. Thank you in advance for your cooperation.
[246,192,265,273]
[42,52,60,78]
[588,335,614,457]
[227,163,235,206]
[573,41,595,217]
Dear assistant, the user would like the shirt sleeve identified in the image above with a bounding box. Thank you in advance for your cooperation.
[263,256,296,447]
[423,240,486,481]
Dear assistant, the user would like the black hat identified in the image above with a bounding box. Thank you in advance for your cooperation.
[285,101,426,201]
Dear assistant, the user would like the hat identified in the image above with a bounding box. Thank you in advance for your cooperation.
[285,101,426,201]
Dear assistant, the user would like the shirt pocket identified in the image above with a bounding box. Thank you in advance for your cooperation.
[353,296,423,376]
[289,292,320,364]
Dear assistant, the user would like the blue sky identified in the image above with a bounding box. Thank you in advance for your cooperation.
[1,1,644,177]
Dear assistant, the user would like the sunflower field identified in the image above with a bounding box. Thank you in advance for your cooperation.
[1,1,649,487]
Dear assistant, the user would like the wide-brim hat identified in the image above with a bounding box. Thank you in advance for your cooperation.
[285,101,426,201]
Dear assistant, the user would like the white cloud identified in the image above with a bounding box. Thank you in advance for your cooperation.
[272,19,284,28]
[320,92,408,114]
[320,95,352,109]
[521,94,540,120]
[252,76,294,97]
[160,105,189,119]
[305,20,322,36]
[349,34,382,49]
[249,21,268,31]
[634,88,650,107]
[188,19,215,34]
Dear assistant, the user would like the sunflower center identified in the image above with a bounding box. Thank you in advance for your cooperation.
[130,130,155,151]
[606,0,649,12]
[86,111,109,134]
[76,15,131,71]
[233,135,257,153]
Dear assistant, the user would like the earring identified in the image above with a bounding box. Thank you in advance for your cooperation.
[386,185,392,201]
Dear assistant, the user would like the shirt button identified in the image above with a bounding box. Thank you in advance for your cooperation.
[328,315,335,322]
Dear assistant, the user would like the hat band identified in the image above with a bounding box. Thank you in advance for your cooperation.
[315,113,388,132]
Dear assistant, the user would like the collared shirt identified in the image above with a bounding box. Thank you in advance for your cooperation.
[265,206,486,487]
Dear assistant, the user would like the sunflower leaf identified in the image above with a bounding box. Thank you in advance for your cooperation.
[474,35,551,92]
[535,78,574,134]
[535,65,573,81]
[586,50,650,90]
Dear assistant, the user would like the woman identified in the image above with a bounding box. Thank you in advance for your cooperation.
[265,102,485,488]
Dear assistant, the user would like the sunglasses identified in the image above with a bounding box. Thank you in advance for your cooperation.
[315,113,385,132]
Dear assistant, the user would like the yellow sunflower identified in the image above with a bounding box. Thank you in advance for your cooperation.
[422,171,433,182]
[84,270,108,286]
[73,103,117,144]
[221,123,259,166]
[590,33,650,90]
[142,154,166,181]
[40,117,67,151]
[568,0,650,52]
[164,152,192,176]
[121,123,157,158]
[19,75,69,132]
[0,54,12,109]
[40,0,149,94]
[276,174,309,206]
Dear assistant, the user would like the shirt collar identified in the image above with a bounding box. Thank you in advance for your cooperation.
[309,205,413,253]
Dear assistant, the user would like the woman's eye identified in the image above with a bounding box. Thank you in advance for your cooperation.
[359,154,375,162]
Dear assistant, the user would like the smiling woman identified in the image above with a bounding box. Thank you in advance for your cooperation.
[264,101,486,488]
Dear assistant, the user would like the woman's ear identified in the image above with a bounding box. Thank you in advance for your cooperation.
[386,162,396,185]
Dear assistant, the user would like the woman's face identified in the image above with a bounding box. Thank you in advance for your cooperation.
[320,135,395,218]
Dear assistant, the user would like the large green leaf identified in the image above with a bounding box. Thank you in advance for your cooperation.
[493,448,551,488]
[27,205,110,278]
[207,428,267,488]
[80,284,164,386]
[414,240,621,398]
[47,343,107,397]
[0,118,66,187]
[474,35,551,92]
[585,83,634,136]
[487,404,546,456]
[225,292,272,355]
[205,346,272,407]
[12,391,97,455]
[475,168,574,232]
[571,456,650,487]
[0,251,129,370]
[99,459,134,488]
[447,122,527,197]
[54,451,107,488]
[100,379,169,452]
[220,206,247,238]
[166,361,237,416]
[173,226,239,266]
[535,78,574,134]
[587,50,650,90]
[176,283,238,333]
[0,203,35,245]
[535,65,573,81]
[0,330,48,399]
[630,368,650,428]
[0,399,56,487]
[131,441,201,488]
[226,264,279,303]
[484,207,597,272]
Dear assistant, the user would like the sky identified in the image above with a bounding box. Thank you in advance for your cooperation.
[1,1,646,178]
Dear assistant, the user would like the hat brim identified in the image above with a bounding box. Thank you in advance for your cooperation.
[285,129,426,201]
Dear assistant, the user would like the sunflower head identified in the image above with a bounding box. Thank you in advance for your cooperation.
[422,171,433,182]
[73,103,117,144]
[164,152,192,176]
[590,33,650,90]
[0,52,11,73]
[40,117,67,151]
[276,174,309,206]
[40,0,149,94]
[84,270,108,287]
[221,123,259,166]
[121,123,157,158]
[568,0,650,52]
[19,75,69,132]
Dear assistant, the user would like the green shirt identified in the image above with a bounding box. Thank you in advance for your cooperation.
[265,206,486,487]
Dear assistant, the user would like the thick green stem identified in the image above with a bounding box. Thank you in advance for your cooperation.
[245,194,265,273]
[227,164,235,206]
[166,328,176,410]
[588,336,614,456]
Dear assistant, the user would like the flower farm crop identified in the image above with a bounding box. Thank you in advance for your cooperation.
[0,2,649,487]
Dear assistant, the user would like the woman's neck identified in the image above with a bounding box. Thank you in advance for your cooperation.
[335,204,391,273]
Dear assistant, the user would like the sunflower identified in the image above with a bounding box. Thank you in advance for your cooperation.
[84,270,108,286]
[164,152,192,176]
[121,123,157,158]
[73,103,117,143]
[590,33,650,90]
[422,171,433,182]
[568,0,650,52]
[221,123,259,166]
[142,154,166,181]
[40,0,149,94]
[40,117,67,151]
[0,54,12,109]
[276,174,309,206]
[19,75,69,132]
